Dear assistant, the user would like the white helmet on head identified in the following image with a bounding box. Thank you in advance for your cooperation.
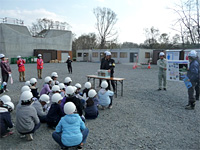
[17,55,21,58]
[64,102,76,115]
[21,85,31,93]
[68,56,70,58]
[38,54,42,57]
[73,86,77,93]
[20,91,33,102]
[66,86,74,95]
[159,52,165,57]
[25,81,31,87]
[39,94,50,103]
[188,50,197,58]
[51,93,63,103]
[84,82,91,89]
[75,83,82,89]
[64,77,72,83]
[101,80,108,89]
[30,78,37,85]
[88,89,97,98]
[4,101,14,111]
[0,95,11,104]
[51,72,58,78]
[52,85,60,92]
[44,76,52,83]
[0,54,5,59]
[104,51,108,54]
[106,51,111,56]
[59,83,65,90]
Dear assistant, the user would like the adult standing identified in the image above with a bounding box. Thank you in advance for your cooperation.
[17,56,26,82]
[185,51,199,110]
[102,51,116,92]
[0,54,11,92]
[66,56,72,74]
[157,52,167,91]
[99,51,108,87]
[37,54,43,79]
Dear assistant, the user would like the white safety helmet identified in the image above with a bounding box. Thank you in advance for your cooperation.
[101,80,108,89]
[159,52,165,57]
[25,81,31,87]
[73,86,77,93]
[44,76,52,83]
[0,95,11,104]
[66,86,75,95]
[88,89,97,98]
[51,93,63,103]
[75,83,82,89]
[21,85,31,93]
[51,72,58,78]
[20,91,33,102]
[52,85,60,92]
[17,55,21,58]
[188,50,197,58]
[84,82,91,89]
[38,54,42,57]
[106,51,111,56]
[64,77,72,83]
[0,54,5,58]
[39,94,50,104]
[59,83,65,90]
[4,101,14,111]
[30,78,37,85]
[64,102,76,115]
[68,56,70,58]
[104,51,108,54]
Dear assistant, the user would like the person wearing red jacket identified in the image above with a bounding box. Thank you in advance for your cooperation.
[17,56,26,82]
[37,54,43,79]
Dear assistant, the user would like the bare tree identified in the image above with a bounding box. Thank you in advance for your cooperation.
[93,7,118,49]
[144,26,160,48]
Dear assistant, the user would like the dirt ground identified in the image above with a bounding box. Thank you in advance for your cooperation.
[0,62,200,150]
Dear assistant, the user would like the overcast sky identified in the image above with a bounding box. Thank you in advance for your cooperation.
[0,0,179,44]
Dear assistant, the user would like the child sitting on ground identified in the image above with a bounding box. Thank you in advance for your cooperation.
[40,76,52,96]
[64,77,72,89]
[58,83,66,97]
[0,95,11,107]
[52,102,89,149]
[84,89,99,119]
[30,78,39,99]
[82,82,92,100]
[50,72,59,87]
[0,101,14,138]
[16,91,40,141]
[48,85,61,105]
[32,94,50,123]
[46,93,64,129]
[98,80,114,109]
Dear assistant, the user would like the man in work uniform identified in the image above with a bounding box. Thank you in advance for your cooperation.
[157,52,167,91]
[102,51,116,92]
[66,56,72,74]
[99,51,108,87]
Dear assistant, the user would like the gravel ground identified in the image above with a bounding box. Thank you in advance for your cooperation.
[0,62,200,150]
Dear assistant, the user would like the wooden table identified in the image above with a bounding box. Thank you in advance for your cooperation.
[86,75,125,97]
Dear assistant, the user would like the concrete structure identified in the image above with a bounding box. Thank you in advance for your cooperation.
[76,48,153,64]
[0,23,72,62]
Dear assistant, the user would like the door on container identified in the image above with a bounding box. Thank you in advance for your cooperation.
[61,53,69,62]
[43,53,51,63]
[130,53,138,62]
[83,53,88,61]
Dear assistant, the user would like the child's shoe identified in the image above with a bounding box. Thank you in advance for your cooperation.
[108,105,113,109]
[26,134,33,141]
[20,134,26,138]
[2,131,13,138]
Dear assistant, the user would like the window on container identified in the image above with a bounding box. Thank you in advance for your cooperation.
[145,52,150,58]
[92,52,98,57]
[120,52,127,58]
[112,52,118,58]
[78,53,82,57]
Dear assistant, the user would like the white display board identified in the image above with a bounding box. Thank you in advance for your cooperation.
[167,60,189,82]
[166,51,180,60]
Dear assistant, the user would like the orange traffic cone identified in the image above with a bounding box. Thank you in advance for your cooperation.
[148,63,151,69]
[133,63,136,69]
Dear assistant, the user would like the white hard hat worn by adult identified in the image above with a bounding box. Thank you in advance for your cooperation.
[64,77,72,83]
[59,83,65,89]
[39,94,50,103]
[66,86,75,95]
[51,93,63,103]
[68,56,70,58]
[106,51,111,56]
[84,82,91,89]
[30,78,37,84]
[17,55,21,58]
[4,101,14,111]
[0,54,5,59]
[52,85,60,92]
[188,50,197,58]
[101,80,108,89]
[21,85,31,93]
[159,52,165,57]
[88,89,97,98]
[75,83,82,89]
[64,102,76,115]
[20,91,33,102]
[44,76,52,83]
[51,72,58,78]
[0,95,11,104]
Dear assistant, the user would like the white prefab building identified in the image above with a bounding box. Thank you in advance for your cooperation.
[76,48,153,64]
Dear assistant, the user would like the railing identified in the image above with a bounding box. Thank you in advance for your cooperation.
[0,17,24,25]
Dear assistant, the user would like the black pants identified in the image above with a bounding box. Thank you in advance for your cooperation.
[2,73,9,83]
[67,65,72,73]
[195,81,199,100]
[188,81,197,107]
[107,74,115,92]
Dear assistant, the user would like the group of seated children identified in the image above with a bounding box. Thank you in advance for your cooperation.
[0,71,114,149]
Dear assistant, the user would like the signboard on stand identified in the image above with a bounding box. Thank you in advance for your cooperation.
[167,60,189,82]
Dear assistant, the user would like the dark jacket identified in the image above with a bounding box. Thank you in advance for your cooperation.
[100,57,106,69]
[66,59,72,66]
[30,86,39,99]
[0,107,13,136]
[84,105,98,119]
[82,88,89,98]
[46,103,64,126]
[0,61,11,75]
[187,59,199,82]
[102,59,115,76]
